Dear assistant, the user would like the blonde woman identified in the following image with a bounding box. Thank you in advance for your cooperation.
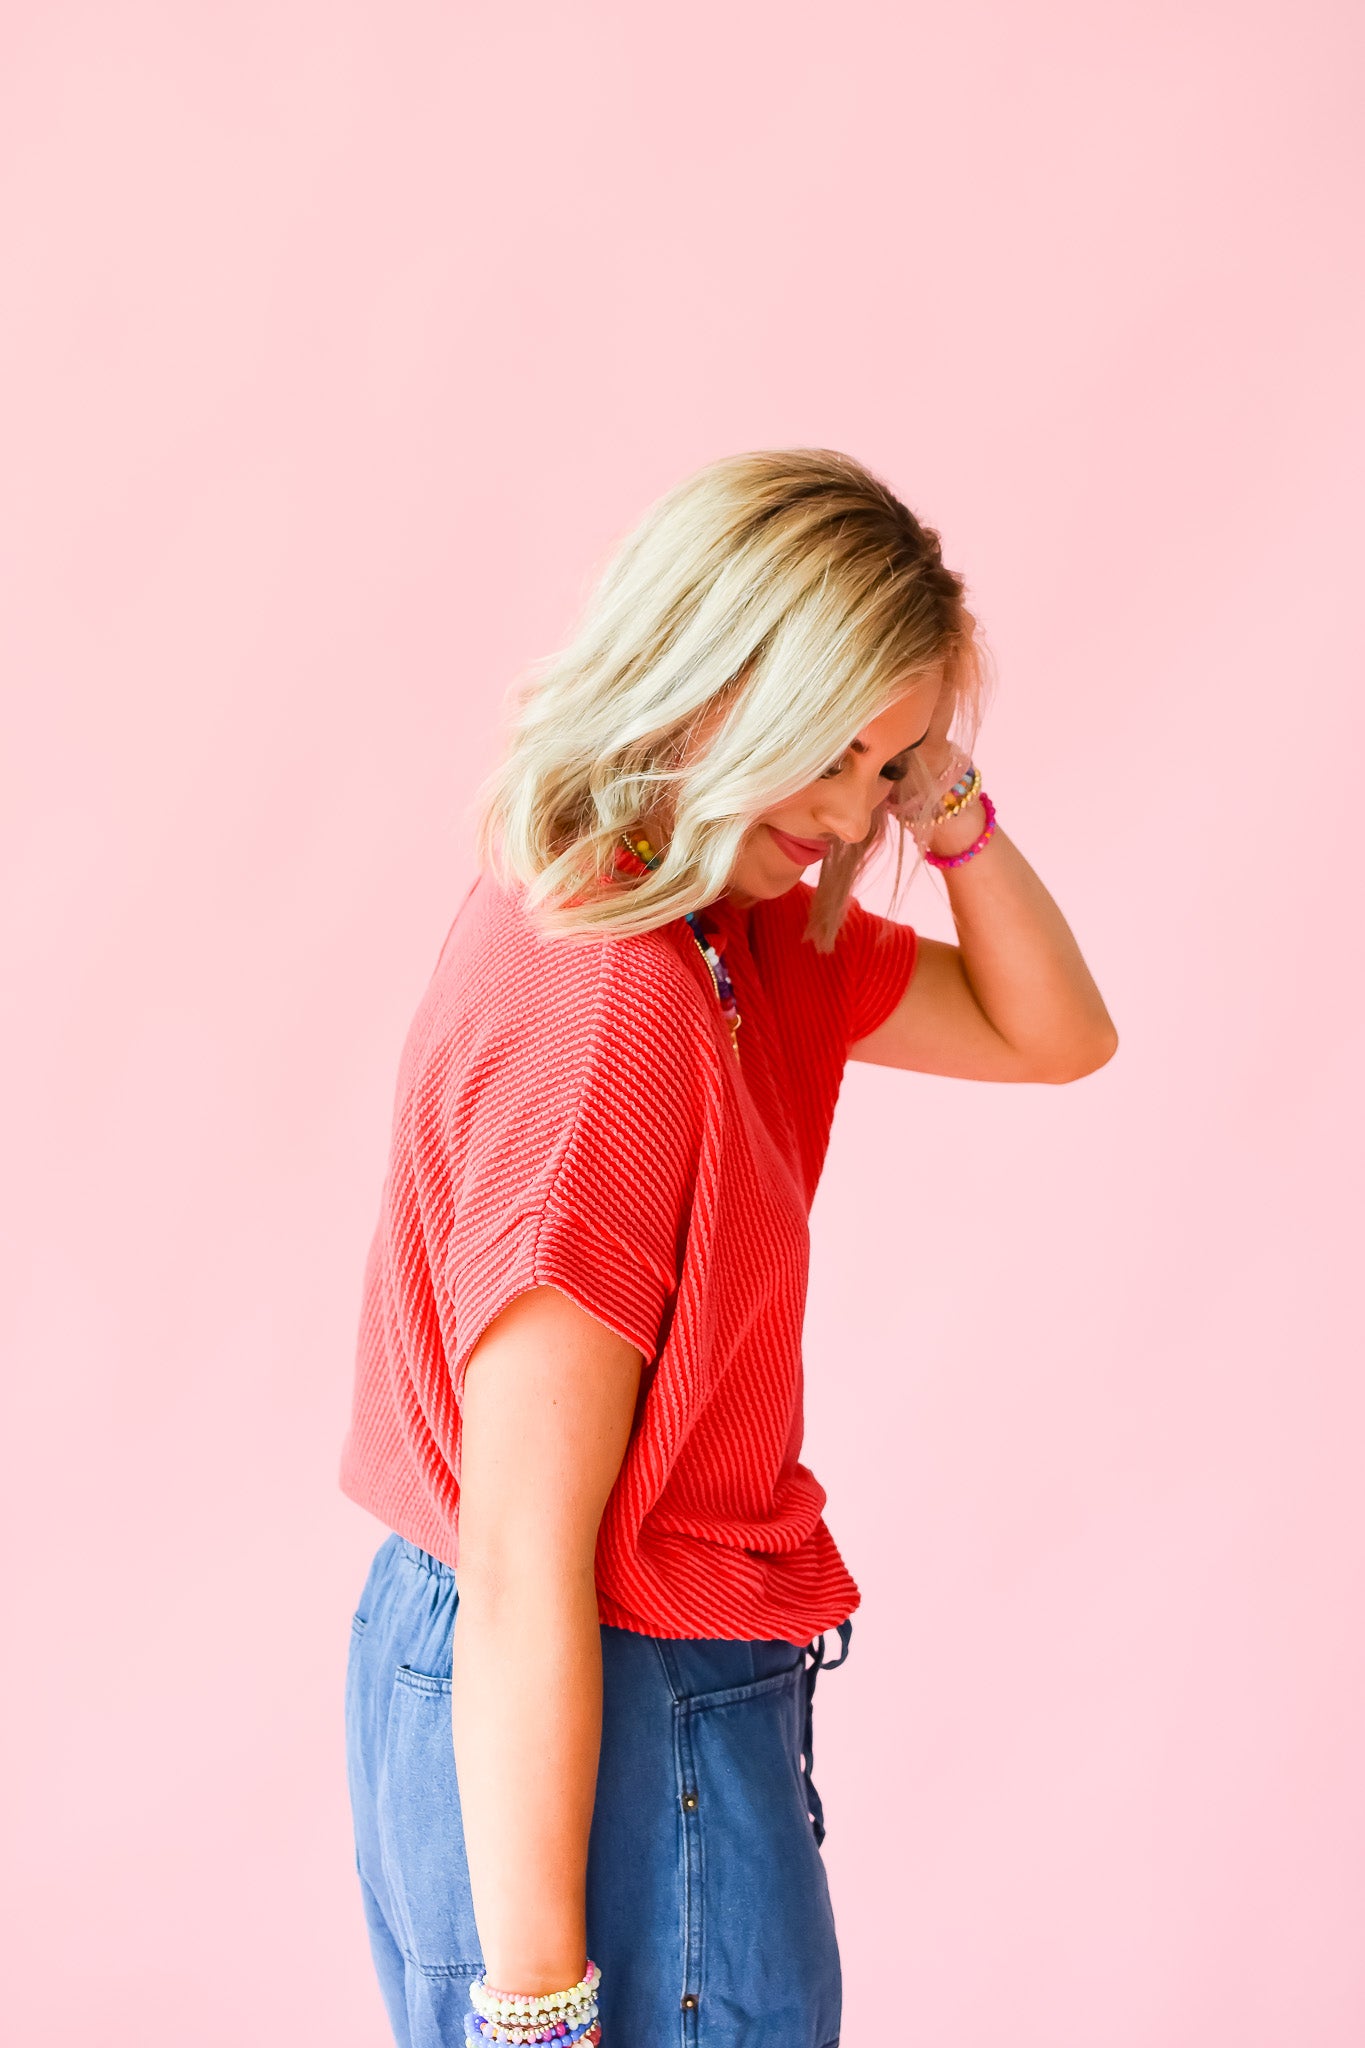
[339,448,1117,2048]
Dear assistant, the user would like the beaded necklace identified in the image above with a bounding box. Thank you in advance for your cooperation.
[614,832,741,1060]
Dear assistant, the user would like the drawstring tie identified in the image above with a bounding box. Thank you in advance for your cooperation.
[800,1617,853,1848]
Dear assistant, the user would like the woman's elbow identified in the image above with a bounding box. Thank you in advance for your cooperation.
[454,1495,604,1606]
[1039,1023,1120,1083]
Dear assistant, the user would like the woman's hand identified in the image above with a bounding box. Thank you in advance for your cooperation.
[914,665,961,780]
[452,1285,643,1993]
[893,669,973,853]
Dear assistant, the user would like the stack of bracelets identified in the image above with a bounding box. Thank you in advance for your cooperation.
[921,761,997,871]
[466,1957,603,2046]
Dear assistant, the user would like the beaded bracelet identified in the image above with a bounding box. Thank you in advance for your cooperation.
[469,1991,599,2027]
[923,790,998,870]
[469,1997,599,2034]
[470,1957,599,2018]
[466,2006,600,2046]
[466,2007,601,2039]
[938,762,982,818]
[466,1992,600,2024]
[470,2007,597,2039]
[468,1959,602,2045]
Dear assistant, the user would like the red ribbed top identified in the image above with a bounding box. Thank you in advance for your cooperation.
[338,870,918,1644]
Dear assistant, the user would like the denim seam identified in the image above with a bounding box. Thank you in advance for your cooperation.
[403,1956,484,1981]
[672,1701,702,2047]
[648,1642,805,1713]
[651,1636,684,1703]
[394,1665,452,1694]
[678,1666,803,1715]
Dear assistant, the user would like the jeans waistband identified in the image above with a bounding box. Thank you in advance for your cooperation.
[397,1534,852,1840]
[398,1536,455,1577]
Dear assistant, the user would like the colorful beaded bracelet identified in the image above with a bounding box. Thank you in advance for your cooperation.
[469,1998,599,2033]
[469,1994,598,2031]
[466,1994,599,2029]
[466,2023,601,2048]
[923,790,998,870]
[938,762,982,817]
[466,2013,599,2046]
[466,2004,600,2044]
[470,1986,598,2022]
[469,1957,601,2024]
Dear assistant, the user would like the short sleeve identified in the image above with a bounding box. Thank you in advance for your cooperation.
[433,940,709,1410]
[838,893,920,1045]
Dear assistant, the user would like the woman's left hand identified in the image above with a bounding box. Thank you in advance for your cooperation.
[895,672,972,850]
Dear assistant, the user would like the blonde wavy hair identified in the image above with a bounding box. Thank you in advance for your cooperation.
[475,448,992,951]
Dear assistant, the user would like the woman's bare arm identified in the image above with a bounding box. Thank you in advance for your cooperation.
[451,1284,643,1992]
[850,824,1118,1085]
[851,683,1118,1084]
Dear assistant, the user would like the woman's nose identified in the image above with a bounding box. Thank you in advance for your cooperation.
[812,788,878,845]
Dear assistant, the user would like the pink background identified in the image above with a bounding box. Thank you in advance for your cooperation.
[2,4,1362,2042]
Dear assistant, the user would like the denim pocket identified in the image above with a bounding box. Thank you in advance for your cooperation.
[670,1662,842,2048]
[376,1663,485,1974]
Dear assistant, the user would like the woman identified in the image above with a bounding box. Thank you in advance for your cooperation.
[339,448,1117,2048]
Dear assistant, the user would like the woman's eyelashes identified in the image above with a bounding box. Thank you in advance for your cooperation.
[817,746,914,783]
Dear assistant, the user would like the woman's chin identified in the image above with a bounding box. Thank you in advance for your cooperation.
[726,857,805,904]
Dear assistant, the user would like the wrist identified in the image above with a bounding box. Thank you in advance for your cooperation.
[470,1953,603,2046]
[479,1934,590,1996]
[926,792,987,858]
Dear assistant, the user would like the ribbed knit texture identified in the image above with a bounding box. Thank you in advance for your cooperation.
[338,870,918,1645]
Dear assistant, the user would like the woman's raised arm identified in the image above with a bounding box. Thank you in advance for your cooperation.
[451,1285,644,1993]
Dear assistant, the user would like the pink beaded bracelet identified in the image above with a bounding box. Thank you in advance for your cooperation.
[923,790,997,870]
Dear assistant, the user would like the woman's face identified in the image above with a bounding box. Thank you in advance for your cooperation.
[725,674,943,906]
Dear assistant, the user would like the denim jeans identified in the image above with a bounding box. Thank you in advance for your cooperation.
[344,1533,853,2047]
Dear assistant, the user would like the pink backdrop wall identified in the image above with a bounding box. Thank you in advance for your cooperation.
[2,4,1362,2042]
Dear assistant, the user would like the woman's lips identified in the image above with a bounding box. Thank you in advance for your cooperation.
[766,825,831,866]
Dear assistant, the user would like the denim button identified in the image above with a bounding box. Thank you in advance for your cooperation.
[682,1789,698,1810]
[681,1993,698,2010]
